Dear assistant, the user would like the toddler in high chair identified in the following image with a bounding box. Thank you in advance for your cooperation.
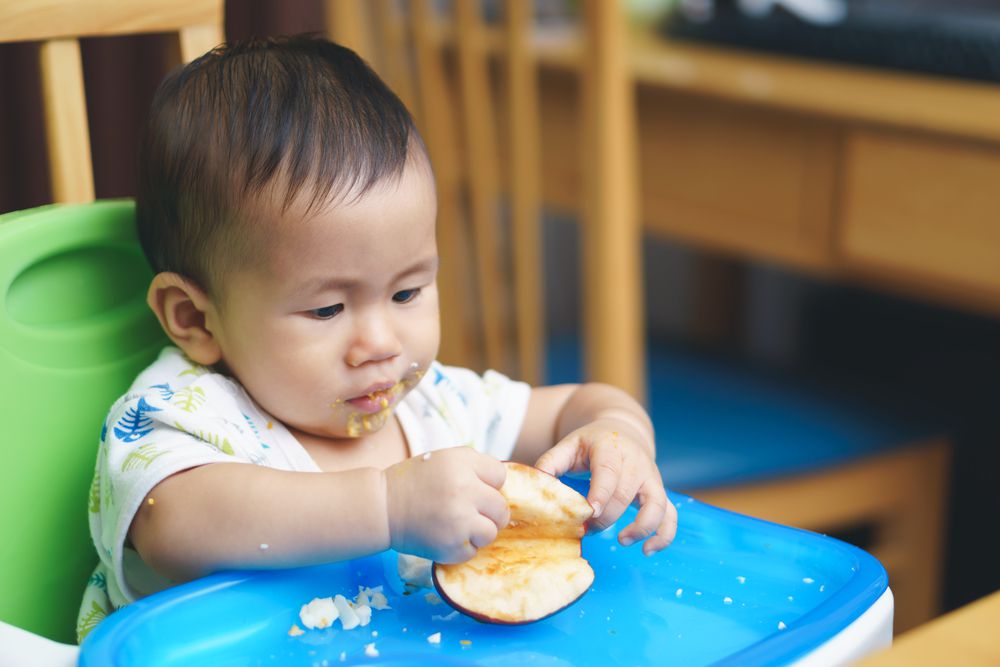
[77,35,676,641]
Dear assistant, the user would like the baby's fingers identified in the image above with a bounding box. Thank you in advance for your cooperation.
[620,479,677,555]
[534,436,583,479]
[584,441,625,523]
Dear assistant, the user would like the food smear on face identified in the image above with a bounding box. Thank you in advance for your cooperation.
[337,365,425,436]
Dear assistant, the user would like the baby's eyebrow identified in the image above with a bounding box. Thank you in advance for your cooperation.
[393,257,439,281]
[301,257,439,295]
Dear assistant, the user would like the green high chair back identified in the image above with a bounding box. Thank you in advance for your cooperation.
[0,201,166,643]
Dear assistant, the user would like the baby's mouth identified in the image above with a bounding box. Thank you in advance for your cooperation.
[343,383,402,414]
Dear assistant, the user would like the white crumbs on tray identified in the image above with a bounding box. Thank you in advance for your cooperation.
[802,577,815,584]
[723,597,733,605]
[364,643,379,658]
[778,621,787,630]
[297,585,389,633]
[675,588,683,598]
[427,632,442,644]
[736,576,746,584]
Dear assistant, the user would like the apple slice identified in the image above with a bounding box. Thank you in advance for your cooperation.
[432,461,594,624]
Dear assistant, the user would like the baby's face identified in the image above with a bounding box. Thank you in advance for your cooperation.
[207,155,440,439]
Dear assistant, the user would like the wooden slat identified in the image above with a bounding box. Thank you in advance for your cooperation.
[38,38,94,204]
[579,1,645,399]
[325,0,376,66]
[0,0,223,43]
[455,0,507,373]
[504,1,544,385]
[178,23,223,63]
[410,0,476,369]
[372,0,418,122]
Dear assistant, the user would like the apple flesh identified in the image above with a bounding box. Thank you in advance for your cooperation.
[432,461,594,624]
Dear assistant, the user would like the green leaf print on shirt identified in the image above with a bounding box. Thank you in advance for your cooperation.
[171,385,206,413]
[76,599,108,642]
[88,471,101,514]
[122,443,168,471]
[178,357,208,378]
[173,421,235,455]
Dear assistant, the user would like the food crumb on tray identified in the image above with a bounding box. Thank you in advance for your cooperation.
[297,585,389,632]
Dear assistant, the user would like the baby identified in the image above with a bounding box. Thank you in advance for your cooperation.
[77,35,676,640]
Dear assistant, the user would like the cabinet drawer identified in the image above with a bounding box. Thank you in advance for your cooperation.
[839,129,1000,300]
[638,92,838,271]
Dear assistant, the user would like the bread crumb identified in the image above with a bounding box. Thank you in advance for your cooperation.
[427,632,441,644]
[288,624,304,637]
[334,595,359,630]
[460,639,472,647]
[364,643,379,658]
[147,497,156,506]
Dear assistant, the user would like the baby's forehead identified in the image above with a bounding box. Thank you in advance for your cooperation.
[236,156,436,263]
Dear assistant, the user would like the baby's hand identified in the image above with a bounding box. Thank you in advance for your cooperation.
[535,419,677,555]
[383,447,509,563]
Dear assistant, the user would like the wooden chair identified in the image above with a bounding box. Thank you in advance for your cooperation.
[0,0,225,205]
[327,1,951,634]
[0,1,223,657]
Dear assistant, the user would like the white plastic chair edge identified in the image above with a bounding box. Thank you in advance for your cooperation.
[0,620,78,667]
[790,587,894,666]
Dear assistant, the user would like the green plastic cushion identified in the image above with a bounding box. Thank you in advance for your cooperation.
[0,200,166,642]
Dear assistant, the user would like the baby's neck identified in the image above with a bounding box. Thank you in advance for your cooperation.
[289,418,409,472]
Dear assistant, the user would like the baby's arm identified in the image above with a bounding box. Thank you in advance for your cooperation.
[130,447,509,581]
[512,383,677,554]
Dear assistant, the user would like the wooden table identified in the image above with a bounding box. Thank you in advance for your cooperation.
[857,588,1000,666]
[525,27,1000,318]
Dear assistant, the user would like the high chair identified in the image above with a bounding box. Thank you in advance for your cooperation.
[0,1,222,659]
[326,0,951,634]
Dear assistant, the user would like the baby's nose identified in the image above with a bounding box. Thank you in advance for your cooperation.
[346,313,402,367]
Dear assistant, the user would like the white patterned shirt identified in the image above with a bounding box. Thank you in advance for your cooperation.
[77,346,530,640]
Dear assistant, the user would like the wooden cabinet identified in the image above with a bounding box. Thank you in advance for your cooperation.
[530,32,1000,316]
[637,89,837,272]
[838,129,1000,311]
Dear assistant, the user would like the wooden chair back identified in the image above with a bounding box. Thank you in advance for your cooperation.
[327,0,645,395]
[0,0,225,205]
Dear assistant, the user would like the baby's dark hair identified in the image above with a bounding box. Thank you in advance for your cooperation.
[136,35,422,297]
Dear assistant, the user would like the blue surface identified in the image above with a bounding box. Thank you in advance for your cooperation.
[81,487,887,667]
[546,336,940,489]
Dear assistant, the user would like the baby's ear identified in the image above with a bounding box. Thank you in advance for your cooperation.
[146,272,223,366]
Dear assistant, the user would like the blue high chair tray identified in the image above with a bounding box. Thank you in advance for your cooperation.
[80,489,887,666]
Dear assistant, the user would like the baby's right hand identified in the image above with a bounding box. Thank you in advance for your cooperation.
[383,447,509,563]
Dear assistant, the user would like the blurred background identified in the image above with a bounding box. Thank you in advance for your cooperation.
[3,0,999,638]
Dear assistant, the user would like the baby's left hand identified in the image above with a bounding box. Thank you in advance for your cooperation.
[535,419,677,555]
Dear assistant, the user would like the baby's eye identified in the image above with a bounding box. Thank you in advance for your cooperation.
[393,288,421,304]
[309,304,343,320]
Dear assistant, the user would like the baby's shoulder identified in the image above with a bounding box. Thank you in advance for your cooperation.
[108,346,244,420]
